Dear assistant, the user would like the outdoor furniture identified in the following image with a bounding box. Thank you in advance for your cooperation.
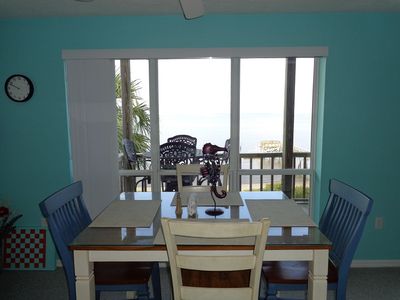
[221,138,230,164]
[167,134,197,148]
[122,138,151,191]
[161,217,271,300]
[262,179,373,300]
[160,141,197,191]
[39,181,161,300]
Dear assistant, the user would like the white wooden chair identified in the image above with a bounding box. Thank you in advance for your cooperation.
[161,218,271,300]
[176,164,229,193]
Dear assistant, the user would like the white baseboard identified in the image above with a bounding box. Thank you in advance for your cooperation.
[56,259,63,267]
[351,260,400,268]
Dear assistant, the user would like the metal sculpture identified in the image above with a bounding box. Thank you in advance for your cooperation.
[200,143,227,216]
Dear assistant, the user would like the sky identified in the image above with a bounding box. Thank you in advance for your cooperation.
[116,57,313,152]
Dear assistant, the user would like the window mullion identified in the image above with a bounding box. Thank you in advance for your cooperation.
[149,58,161,192]
[230,58,240,192]
[282,57,296,197]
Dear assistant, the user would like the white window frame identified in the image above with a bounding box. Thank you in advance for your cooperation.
[63,47,328,213]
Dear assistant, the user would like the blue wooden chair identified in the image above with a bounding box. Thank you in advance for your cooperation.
[262,179,373,300]
[39,181,161,300]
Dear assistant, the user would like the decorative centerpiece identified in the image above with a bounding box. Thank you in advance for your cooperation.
[200,143,228,216]
[0,205,22,272]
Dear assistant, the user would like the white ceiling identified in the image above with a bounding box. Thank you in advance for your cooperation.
[1,0,400,19]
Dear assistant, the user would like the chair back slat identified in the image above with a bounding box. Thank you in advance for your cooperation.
[162,218,270,300]
[168,219,260,238]
[177,255,256,271]
[319,179,373,296]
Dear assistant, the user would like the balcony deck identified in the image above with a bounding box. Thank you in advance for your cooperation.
[119,152,311,202]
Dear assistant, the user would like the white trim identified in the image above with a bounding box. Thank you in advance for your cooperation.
[149,59,161,192]
[351,260,400,268]
[119,169,152,176]
[64,50,323,197]
[309,57,320,216]
[230,58,240,192]
[238,168,312,176]
[62,47,328,60]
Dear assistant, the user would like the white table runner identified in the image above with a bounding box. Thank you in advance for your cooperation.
[89,200,161,228]
[246,199,316,227]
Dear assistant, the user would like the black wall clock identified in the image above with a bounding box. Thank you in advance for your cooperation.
[4,74,34,102]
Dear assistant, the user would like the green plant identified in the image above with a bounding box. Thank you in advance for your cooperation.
[0,206,22,239]
[115,73,151,153]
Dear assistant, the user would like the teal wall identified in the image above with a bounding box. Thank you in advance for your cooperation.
[1,13,399,264]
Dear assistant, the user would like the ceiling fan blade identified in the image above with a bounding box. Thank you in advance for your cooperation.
[179,0,205,19]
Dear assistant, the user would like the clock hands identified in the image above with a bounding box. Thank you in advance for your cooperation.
[9,82,21,90]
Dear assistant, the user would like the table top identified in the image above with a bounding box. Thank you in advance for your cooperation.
[70,191,331,251]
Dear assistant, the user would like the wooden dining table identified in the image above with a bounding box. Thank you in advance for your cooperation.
[70,191,331,300]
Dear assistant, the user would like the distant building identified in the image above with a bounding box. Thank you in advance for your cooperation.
[259,140,282,153]
[259,140,306,153]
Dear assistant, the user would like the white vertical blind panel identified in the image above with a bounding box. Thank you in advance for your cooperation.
[65,59,119,218]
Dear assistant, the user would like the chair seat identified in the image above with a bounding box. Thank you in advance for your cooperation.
[262,260,338,285]
[181,269,251,288]
[94,262,154,285]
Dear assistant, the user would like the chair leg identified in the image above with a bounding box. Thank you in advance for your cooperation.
[265,284,279,300]
[151,263,162,300]
[336,286,345,300]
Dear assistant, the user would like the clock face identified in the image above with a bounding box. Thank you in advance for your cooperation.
[4,74,34,102]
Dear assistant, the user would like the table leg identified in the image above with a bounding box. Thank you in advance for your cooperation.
[74,250,95,300]
[307,249,329,300]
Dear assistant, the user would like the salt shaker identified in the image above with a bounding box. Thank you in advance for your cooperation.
[175,192,183,219]
[187,193,198,219]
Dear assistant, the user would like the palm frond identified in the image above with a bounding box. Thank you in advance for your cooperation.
[115,71,151,153]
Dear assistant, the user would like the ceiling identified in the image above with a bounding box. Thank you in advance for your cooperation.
[1,0,400,19]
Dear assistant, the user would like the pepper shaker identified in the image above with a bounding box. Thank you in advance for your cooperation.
[188,193,198,219]
[175,192,183,218]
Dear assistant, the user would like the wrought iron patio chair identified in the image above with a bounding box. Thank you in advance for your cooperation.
[159,141,197,191]
[122,138,151,191]
[221,138,231,164]
[167,134,197,148]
